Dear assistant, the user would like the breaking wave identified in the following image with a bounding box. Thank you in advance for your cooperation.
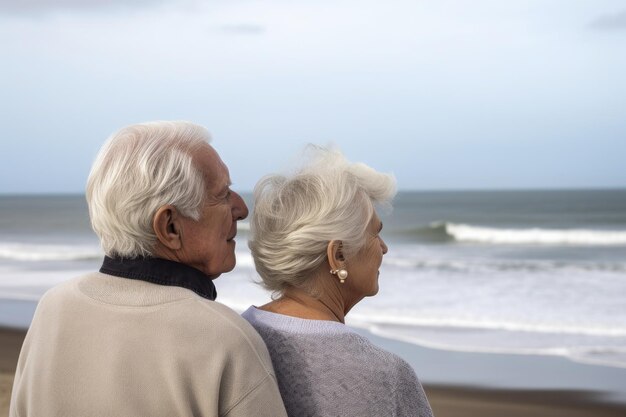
[414,222,626,246]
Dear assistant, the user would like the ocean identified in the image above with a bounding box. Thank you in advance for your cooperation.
[1,190,625,369]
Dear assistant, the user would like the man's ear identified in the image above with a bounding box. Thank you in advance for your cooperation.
[153,205,183,251]
[326,240,346,271]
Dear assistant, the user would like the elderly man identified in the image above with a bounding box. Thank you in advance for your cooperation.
[10,122,287,417]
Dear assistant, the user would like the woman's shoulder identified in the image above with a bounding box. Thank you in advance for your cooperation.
[242,306,416,376]
[347,333,417,377]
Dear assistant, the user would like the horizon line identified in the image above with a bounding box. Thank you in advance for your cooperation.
[2,186,626,197]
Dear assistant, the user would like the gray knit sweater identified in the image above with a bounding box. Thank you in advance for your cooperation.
[242,307,433,417]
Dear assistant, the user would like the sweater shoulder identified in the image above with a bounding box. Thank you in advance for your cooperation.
[156,299,276,377]
[242,306,416,380]
[341,332,417,379]
[242,309,431,416]
[193,300,272,355]
[33,273,93,311]
[36,274,274,373]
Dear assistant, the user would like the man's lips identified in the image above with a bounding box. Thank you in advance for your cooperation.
[227,223,239,241]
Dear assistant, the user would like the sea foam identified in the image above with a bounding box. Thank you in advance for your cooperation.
[348,311,626,337]
[0,242,102,261]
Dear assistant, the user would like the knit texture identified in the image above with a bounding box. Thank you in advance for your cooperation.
[10,273,287,417]
[242,306,434,417]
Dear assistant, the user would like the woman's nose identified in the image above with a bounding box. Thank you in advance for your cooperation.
[381,238,388,255]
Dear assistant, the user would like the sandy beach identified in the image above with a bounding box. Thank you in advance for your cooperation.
[2,325,626,417]
[0,327,23,417]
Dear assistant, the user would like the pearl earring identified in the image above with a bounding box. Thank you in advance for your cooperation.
[330,268,348,284]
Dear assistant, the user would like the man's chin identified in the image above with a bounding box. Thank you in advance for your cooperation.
[218,260,238,278]
[207,253,237,280]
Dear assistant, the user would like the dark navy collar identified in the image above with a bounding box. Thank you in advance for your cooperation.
[100,256,217,301]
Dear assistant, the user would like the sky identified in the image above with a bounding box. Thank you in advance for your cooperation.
[1,0,625,193]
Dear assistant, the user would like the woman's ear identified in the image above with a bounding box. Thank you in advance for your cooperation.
[326,239,346,271]
[153,205,183,251]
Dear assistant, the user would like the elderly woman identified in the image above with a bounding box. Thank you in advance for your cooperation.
[242,147,433,417]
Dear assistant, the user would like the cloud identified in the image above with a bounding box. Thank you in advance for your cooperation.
[589,10,626,30]
[0,0,166,15]
[218,23,266,35]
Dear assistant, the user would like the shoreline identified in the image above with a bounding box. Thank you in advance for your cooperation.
[351,327,626,401]
[2,326,626,417]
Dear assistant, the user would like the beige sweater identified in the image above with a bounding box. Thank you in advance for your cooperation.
[10,272,287,417]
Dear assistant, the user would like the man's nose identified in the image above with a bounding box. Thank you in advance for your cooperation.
[232,191,249,220]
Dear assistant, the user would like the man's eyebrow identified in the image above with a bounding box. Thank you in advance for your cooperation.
[219,180,232,192]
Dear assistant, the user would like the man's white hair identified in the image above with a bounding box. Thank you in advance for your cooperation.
[249,146,397,294]
[86,121,210,258]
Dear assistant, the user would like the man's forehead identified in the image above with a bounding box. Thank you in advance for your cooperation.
[195,144,231,189]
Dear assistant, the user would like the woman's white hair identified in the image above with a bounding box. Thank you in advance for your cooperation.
[249,146,397,294]
[86,121,210,258]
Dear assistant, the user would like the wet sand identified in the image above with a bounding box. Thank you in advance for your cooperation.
[0,327,23,416]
